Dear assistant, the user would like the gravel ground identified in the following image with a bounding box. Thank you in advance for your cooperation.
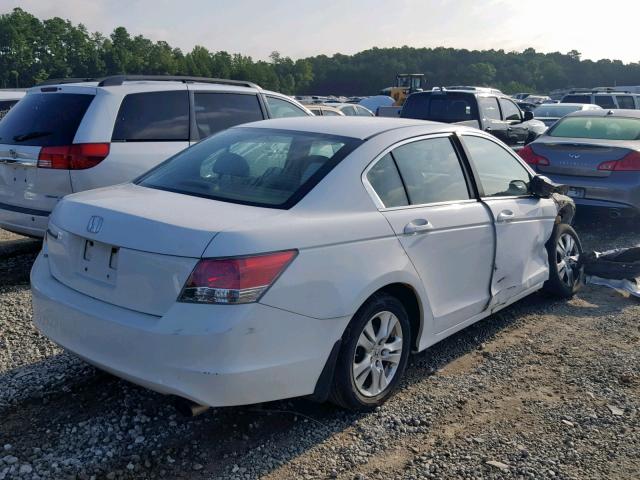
[0,218,638,480]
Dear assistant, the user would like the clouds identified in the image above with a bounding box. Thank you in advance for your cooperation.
[0,0,638,62]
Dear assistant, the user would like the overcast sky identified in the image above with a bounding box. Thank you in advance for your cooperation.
[3,0,639,63]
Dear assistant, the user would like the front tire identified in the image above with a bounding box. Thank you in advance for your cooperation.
[543,223,582,298]
[329,293,411,411]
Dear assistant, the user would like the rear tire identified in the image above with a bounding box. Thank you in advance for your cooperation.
[329,293,411,411]
[543,223,582,298]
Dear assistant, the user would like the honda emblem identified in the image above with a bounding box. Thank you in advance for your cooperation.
[86,216,103,234]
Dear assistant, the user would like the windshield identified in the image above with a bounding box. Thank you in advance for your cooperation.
[137,127,361,209]
[0,93,94,146]
[549,116,640,141]
[534,105,582,117]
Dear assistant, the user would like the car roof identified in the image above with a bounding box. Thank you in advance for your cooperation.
[537,103,599,108]
[234,116,449,139]
[565,109,640,119]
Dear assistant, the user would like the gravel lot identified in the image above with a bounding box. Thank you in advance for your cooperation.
[0,218,638,480]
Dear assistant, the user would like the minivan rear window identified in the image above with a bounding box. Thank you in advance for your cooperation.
[112,91,189,142]
[137,127,361,209]
[0,93,94,146]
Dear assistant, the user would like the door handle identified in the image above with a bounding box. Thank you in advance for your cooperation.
[403,219,433,235]
[496,210,515,222]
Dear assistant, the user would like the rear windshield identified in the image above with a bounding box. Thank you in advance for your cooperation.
[562,95,591,104]
[0,93,94,146]
[401,93,478,122]
[137,127,361,209]
[549,116,640,140]
[534,105,582,117]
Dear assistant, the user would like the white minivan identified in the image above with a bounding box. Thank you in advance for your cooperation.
[0,76,311,237]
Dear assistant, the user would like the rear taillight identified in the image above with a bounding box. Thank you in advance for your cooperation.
[38,143,110,170]
[179,250,298,304]
[518,145,550,167]
[598,151,640,171]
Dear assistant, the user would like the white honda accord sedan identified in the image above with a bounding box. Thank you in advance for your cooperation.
[31,117,581,411]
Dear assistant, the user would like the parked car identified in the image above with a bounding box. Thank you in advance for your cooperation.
[522,95,551,105]
[519,109,640,218]
[533,103,602,127]
[513,92,533,100]
[32,117,580,412]
[401,88,546,149]
[0,75,311,238]
[561,91,640,109]
[304,104,345,116]
[515,101,538,113]
[330,103,374,117]
[0,89,26,119]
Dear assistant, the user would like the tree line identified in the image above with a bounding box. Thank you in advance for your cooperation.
[2,8,640,95]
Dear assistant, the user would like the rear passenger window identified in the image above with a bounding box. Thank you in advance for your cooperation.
[594,96,616,109]
[617,96,635,109]
[194,93,263,139]
[112,91,189,142]
[392,137,470,205]
[499,99,521,121]
[478,97,501,120]
[463,135,531,197]
[266,96,308,118]
[366,154,409,208]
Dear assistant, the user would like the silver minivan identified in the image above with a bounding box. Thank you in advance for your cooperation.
[0,76,311,237]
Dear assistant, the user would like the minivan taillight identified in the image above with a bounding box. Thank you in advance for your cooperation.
[38,143,110,170]
[598,151,640,171]
[179,250,298,304]
[518,145,550,167]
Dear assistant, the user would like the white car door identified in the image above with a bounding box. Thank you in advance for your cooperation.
[460,133,557,308]
[365,134,495,333]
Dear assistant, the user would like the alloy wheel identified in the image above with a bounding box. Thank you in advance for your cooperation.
[556,232,580,288]
[352,311,403,397]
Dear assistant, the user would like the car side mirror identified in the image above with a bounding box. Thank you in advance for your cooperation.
[523,111,534,121]
[530,175,568,198]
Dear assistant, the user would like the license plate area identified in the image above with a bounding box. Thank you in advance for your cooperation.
[0,164,31,193]
[79,239,119,285]
[567,187,585,198]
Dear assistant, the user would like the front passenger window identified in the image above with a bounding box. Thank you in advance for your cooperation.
[499,99,522,121]
[462,135,531,197]
[266,96,308,118]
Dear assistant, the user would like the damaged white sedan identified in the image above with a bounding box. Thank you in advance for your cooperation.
[31,117,581,411]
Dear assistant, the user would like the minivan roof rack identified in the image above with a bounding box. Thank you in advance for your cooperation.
[36,76,261,89]
[37,77,99,86]
[97,75,261,89]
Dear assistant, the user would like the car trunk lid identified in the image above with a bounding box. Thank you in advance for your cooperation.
[46,183,282,315]
[533,141,633,178]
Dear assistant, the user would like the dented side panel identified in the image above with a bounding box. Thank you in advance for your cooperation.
[483,197,557,308]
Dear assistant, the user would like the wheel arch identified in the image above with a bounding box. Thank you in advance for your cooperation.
[351,282,425,351]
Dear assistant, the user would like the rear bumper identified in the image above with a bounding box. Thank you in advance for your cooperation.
[31,253,349,407]
[544,173,640,215]
[0,205,49,237]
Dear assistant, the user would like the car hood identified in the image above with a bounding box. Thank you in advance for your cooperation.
[49,183,283,258]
